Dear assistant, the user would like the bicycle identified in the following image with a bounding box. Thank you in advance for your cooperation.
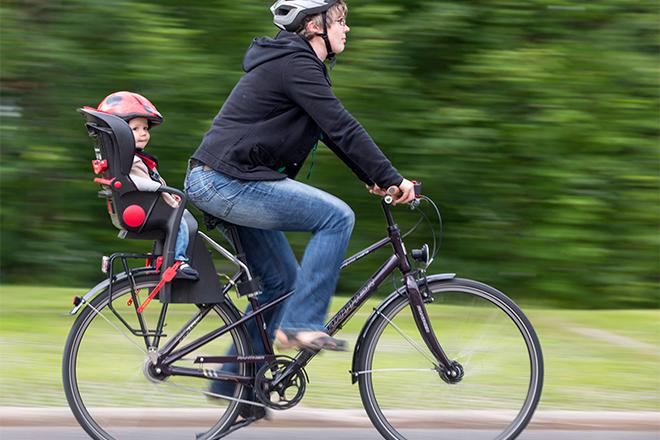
[63,108,543,440]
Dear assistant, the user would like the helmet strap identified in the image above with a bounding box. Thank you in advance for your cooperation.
[316,12,336,69]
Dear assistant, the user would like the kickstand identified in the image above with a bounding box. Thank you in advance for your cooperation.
[196,414,260,440]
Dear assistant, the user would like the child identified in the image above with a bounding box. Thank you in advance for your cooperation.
[96,91,199,280]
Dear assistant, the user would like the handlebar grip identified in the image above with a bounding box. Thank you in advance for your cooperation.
[384,186,399,205]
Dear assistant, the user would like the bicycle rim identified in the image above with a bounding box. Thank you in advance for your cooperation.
[63,275,250,440]
[357,278,543,440]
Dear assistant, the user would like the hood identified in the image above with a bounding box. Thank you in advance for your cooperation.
[242,31,321,72]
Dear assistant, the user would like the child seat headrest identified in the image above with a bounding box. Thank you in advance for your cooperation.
[79,107,136,176]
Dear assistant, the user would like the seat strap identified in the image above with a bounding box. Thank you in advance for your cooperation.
[136,260,183,313]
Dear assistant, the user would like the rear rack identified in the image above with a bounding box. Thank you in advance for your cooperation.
[105,253,168,344]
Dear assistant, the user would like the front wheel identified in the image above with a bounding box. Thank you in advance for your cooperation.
[356,278,543,440]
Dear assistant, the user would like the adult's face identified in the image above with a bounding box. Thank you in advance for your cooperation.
[328,13,350,54]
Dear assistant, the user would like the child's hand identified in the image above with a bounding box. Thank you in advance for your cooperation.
[161,193,180,208]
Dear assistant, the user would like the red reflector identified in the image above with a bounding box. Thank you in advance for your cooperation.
[122,205,146,228]
[127,290,140,306]
[92,160,108,174]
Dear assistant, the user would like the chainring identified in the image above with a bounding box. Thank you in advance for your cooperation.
[254,356,307,410]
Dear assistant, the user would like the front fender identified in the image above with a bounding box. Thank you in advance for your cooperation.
[68,267,158,315]
[349,272,456,384]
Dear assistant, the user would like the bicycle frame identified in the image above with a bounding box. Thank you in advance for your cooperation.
[136,200,455,385]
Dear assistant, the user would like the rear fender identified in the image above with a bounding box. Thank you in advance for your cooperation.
[349,273,456,384]
[69,267,158,315]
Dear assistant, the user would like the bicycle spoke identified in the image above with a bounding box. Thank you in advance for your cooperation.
[353,367,436,375]
[82,297,148,355]
[453,301,500,363]
[373,308,438,367]
[164,380,264,407]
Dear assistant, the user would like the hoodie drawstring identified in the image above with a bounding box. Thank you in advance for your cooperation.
[306,134,323,179]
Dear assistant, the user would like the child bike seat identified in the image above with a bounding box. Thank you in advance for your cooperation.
[79,107,222,304]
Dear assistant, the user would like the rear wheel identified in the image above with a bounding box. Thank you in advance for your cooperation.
[357,278,543,440]
[62,275,252,440]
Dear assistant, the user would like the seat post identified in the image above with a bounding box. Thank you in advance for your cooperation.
[222,221,273,352]
[223,223,249,269]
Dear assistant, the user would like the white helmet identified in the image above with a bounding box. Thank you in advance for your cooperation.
[271,0,339,32]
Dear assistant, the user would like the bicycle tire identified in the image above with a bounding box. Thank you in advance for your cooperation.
[356,277,543,440]
[62,274,252,440]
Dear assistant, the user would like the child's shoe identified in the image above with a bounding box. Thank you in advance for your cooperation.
[176,262,199,280]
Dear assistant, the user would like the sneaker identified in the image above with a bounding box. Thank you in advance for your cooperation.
[176,262,199,280]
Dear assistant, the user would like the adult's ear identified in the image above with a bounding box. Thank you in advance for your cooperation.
[305,17,324,35]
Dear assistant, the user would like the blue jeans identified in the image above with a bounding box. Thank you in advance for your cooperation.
[184,166,355,344]
[174,216,189,262]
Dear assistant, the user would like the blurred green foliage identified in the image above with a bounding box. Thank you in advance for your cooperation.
[1,0,658,307]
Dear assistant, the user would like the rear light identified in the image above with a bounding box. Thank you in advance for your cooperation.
[101,256,110,274]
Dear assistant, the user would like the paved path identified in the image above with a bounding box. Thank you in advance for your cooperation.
[1,407,659,430]
[1,427,659,440]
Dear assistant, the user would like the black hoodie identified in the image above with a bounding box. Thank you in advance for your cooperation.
[192,31,403,188]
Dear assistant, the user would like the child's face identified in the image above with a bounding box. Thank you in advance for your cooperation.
[128,118,150,150]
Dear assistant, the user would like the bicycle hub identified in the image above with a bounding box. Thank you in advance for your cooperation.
[438,360,464,384]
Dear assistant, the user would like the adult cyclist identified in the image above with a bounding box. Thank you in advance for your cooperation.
[185,0,415,357]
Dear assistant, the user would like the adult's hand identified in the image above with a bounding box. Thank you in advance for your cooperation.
[388,178,416,205]
[366,183,387,197]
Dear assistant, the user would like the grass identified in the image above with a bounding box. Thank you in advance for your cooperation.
[0,284,658,411]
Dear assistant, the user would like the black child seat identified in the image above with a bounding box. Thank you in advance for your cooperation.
[79,107,222,304]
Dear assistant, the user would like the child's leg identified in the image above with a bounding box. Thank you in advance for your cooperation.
[174,216,199,280]
[174,217,189,261]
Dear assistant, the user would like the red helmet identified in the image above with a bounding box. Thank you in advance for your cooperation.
[96,91,163,126]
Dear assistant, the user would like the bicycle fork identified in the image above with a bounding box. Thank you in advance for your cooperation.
[381,197,464,383]
[404,273,465,384]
